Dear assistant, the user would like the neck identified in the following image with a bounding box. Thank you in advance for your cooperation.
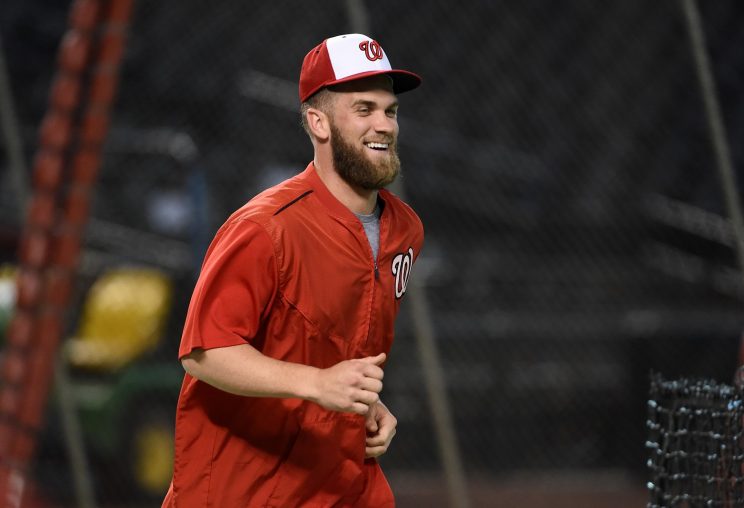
[313,155,378,215]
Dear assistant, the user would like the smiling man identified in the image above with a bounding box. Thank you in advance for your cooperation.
[162,34,423,507]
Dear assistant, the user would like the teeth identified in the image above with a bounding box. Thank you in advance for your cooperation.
[365,142,388,150]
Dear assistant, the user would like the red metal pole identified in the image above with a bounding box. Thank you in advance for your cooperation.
[0,1,134,505]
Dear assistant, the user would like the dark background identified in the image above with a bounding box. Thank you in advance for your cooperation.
[2,0,744,506]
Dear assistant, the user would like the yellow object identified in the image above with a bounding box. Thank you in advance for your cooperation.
[0,264,17,339]
[0,264,17,304]
[67,267,172,371]
[133,421,174,495]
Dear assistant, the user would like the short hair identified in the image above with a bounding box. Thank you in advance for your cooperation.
[299,88,336,138]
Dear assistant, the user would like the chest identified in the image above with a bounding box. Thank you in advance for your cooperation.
[275,214,415,348]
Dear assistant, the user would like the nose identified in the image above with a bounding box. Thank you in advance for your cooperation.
[373,111,397,135]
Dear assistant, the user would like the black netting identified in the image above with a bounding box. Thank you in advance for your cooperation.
[647,373,744,507]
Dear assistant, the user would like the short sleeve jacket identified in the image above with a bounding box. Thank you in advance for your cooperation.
[163,163,424,507]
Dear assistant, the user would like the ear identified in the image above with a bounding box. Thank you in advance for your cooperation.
[306,107,331,142]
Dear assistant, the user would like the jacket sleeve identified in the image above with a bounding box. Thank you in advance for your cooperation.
[178,219,278,358]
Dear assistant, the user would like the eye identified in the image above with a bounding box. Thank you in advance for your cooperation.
[386,109,398,118]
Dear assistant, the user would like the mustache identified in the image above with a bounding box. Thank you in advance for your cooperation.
[364,137,395,145]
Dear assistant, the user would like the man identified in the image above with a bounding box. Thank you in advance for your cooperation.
[162,33,423,507]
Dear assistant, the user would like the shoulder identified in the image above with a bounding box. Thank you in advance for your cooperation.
[219,172,316,235]
[205,171,317,265]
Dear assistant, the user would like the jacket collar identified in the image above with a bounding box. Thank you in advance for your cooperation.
[300,162,387,222]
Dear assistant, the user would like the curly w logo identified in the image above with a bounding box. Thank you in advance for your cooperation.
[358,40,384,62]
[391,247,414,299]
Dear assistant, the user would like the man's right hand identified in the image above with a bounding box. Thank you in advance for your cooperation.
[311,353,386,415]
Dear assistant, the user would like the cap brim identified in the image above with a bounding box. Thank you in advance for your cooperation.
[388,70,423,95]
[324,69,422,96]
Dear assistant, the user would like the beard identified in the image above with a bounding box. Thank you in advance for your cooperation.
[330,123,401,190]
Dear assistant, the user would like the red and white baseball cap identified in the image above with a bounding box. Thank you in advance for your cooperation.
[299,33,422,103]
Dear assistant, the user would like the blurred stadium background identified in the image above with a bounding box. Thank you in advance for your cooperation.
[2,0,744,506]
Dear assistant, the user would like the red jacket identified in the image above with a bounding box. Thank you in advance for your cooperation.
[163,163,424,507]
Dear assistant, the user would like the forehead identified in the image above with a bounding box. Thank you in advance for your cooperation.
[330,75,396,104]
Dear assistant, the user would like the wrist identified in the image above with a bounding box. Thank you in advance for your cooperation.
[297,365,322,403]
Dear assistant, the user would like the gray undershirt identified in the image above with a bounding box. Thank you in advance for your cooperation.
[356,205,381,261]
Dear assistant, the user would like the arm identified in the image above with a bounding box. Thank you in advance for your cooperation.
[182,344,387,415]
[181,220,385,415]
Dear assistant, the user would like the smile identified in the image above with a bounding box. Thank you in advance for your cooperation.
[364,142,389,151]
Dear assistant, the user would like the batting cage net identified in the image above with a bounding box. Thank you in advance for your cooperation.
[2,0,744,506]
[646,373,744,507]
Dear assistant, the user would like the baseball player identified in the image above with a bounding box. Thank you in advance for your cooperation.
[162,33,423,507]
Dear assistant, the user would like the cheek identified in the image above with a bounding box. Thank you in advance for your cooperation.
[388,117,399,135]
[337,120,366,139]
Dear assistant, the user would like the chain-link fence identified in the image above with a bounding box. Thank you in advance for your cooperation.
[2,0,744,506]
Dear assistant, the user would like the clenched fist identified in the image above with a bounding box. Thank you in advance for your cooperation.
[310,353,386,415]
